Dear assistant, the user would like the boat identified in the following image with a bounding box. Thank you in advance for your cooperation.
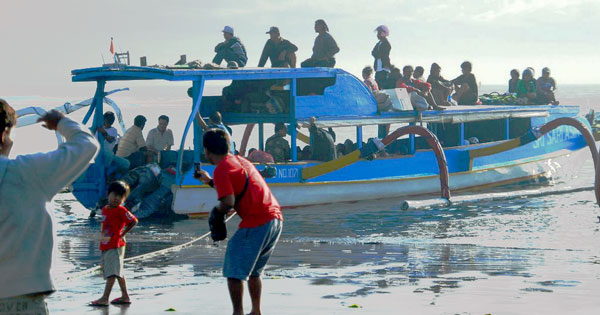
[69,65,595,218]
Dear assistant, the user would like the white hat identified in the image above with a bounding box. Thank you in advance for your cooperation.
[222,26,234,35]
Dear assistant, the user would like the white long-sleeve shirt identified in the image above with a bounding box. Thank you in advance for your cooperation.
[0,117,99,298]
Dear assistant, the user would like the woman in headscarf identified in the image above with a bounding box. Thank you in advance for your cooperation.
[371,25,392,89]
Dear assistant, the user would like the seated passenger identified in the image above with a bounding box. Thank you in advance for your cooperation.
[258,26,298,68]
[516,68,537,105]
[397,65,445,111]
[116,115,151,169]
[383,65,402,90]
[362,66,379,93]
[536,67,559,105]
[508,69,520,94]
[265,123,291,162]
[427,63,454,106]
[212,26,248,68]
[146,115,174,160]
[451,61,479,105]
[301,19,339,68]
[308,117,337,161]
[96,111,130,178]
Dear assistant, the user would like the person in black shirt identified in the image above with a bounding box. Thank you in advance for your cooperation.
[371,25,392,89]
[258,26,298,68]
[451,61,479,105]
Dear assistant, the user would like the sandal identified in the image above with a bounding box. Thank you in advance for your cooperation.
[111,297,132,305]
[89,299,109,307]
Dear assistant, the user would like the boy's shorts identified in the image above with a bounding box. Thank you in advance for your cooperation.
[223,218,282,281]
[101,246,126,279]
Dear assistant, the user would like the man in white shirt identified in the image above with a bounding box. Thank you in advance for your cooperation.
[0,99,99,314]
[116,115,149,169]
[146,115,174,161]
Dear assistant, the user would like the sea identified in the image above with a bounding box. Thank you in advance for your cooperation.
[3,84,600,314]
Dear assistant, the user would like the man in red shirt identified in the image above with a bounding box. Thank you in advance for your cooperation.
[196,129,283,315]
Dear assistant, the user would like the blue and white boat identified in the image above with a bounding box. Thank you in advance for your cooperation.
[68,65,593,217]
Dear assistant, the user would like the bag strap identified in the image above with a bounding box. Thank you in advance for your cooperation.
[234,156,250,206]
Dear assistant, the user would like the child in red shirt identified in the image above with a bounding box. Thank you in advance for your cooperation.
[90,181,138,307]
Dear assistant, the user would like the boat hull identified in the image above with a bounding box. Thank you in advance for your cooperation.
[172,147,587,216]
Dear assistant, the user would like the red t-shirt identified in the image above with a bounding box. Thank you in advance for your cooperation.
[213,154,283,228]
[100,205,137,251]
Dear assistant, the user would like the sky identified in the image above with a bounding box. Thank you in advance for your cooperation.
[2,0,600,98]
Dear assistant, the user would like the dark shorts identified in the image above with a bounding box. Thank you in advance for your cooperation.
[223,219,282,280]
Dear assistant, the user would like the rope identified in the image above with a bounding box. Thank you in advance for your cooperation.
[57,213,236,283]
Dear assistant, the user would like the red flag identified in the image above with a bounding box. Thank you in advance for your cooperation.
[110,38,114,55]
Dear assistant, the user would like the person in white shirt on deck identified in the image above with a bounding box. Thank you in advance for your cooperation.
[146,115,174,161]
[96,111,129,178]
[0,99,99,314]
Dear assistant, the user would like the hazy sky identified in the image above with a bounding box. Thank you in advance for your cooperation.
[2,0,600,97]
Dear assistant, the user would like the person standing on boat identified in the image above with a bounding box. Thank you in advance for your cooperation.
[116,115,153,169]
[146,115,175,160]
[195,128,283,315]
[0,100,99,314]
[451,61,479,105]
[212,26,248,68]
[265,123,291,162]
[371,25,392,89]
[258,26,298,68]
[301,19,339,68]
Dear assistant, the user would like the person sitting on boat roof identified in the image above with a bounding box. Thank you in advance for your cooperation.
[97,111,130,179]
[258,26,298,68]
[212,26,248,68]
[301,19,340,68]
[383,65,402,90]
[362,66,379,93]
[308,117,337,162]
[536,67,559,105]
[116,115,153,169]
[146,115,174,161]
[508,69,520,94]
[0,100,99,312]
[397,65,445,111]
[516,68,538,105]
[427,63,455,106]
[265,123,291,162]
[196,111,235,159]
[371,25,392,89]
[451,61,479,105]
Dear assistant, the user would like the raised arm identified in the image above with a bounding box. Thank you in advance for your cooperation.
[17,111,99,200]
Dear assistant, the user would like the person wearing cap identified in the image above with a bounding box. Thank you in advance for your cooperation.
[371,25,392,89]
[516,68,538,105]
[258,26,298,68]
[212,26,248,68]
[536,67,559,105]
[300,19,340,68]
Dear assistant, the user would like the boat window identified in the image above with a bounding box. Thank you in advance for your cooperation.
[430,118,532,148]
[217,79,290,114]
[297,77,336,96]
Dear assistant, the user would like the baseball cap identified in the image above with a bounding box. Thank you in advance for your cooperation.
[266,26,280,34]
[222,26,234,35]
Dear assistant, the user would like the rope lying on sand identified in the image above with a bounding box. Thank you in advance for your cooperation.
[56,213,236,284]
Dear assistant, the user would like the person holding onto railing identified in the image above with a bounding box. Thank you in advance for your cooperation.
[0,99,99,314]
[194,128,283,315]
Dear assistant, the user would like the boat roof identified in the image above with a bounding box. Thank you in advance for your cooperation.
[71,65,339,82]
